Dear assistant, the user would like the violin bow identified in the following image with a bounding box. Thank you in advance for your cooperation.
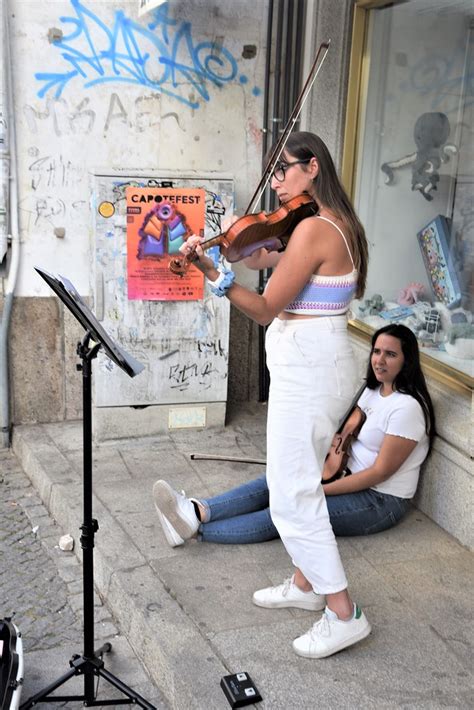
[247,40,331,215]
[170,40,331,274]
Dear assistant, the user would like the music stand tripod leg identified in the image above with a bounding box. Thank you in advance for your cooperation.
[19,334,156,710]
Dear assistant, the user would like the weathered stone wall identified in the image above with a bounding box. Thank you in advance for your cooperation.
[4,0,269,420]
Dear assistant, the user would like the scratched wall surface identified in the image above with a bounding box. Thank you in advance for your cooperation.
[13,0,266,298]
[92,172,233,406]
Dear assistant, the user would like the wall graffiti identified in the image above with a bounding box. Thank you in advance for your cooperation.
[103,92,161,132]
[205,191,226,233]
[19,195,65,228]
[402,46,474,115]
[197,338,227,358]
[27,197,65,226]
[35,0,246,109]
[24,97,96,136]
[24,93,164,136]
[168,360,219,391]
[27,153,80,191]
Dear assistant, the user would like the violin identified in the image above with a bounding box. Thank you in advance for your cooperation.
[169,193,318,276]
[169,41,331,277]
[321,405,366,484]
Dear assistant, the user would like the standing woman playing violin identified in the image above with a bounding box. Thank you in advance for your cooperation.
[178,131,370,659]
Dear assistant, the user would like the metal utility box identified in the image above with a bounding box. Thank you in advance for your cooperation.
[91,171,234,440]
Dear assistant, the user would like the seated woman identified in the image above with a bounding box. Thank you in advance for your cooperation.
[153,324,436,553]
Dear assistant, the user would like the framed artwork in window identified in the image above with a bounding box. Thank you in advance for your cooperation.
[417,216,462,309]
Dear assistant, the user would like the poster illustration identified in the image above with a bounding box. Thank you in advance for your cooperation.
[126,187,205,301]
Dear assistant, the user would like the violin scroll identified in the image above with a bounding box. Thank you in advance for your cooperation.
[169,232,231,277]
[169,256,190,277]
[169,239,202,277]
[321,406,366,484]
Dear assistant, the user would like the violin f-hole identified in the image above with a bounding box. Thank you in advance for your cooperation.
[333,435,343,455]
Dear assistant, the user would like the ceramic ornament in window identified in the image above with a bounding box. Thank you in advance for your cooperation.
[381,112,458,201]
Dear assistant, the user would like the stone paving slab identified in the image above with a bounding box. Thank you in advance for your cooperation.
[11,403,474,709]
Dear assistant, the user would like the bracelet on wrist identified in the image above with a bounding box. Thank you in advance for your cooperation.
[206,267,235,297]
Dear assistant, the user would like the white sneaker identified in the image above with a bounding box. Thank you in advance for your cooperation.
[293,605,371,659]
[252,576,326,611]
[152,480,200,540]
[155,508,184,548]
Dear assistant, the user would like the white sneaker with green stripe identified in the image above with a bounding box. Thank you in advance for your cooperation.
[292,604,371,659]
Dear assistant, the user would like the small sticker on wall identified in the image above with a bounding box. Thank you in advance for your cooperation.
[98,201,115,218]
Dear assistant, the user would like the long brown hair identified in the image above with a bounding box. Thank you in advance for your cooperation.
[365,324,436,449]
[284,132,368,298]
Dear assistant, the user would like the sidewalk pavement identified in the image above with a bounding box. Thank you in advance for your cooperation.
[0,447,167,708]
[11,402,474,710]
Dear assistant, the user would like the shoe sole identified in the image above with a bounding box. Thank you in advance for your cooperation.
[293,621,372,659]
[252,597,326,612]
[155,508,183,548]
[152,480,197,539]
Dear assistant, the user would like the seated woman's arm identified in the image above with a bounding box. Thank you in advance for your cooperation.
[323,434,418,496]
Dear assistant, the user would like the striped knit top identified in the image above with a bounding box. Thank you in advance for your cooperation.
[284,217,358,316]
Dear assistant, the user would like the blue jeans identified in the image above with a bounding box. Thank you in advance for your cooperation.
[199,474,411,544]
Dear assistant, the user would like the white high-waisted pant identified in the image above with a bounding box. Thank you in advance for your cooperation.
[265,315,357,594]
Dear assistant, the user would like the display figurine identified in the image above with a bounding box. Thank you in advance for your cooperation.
[358,293,385,316]
[397,282,425,306]
[381,112,457,201]
[424,309,441,335]
[404,306,441,345]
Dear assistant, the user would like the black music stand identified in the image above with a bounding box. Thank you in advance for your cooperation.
[20,268,155,709]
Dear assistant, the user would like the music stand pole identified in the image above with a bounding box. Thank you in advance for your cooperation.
[20,331,155,708]
[79,334,101,696]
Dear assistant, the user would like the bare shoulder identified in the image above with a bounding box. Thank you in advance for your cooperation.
[281,214,354,276]
[288,214,349,250]
[288,214,324,241]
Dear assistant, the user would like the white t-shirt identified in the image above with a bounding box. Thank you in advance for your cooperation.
[347,387,429,498]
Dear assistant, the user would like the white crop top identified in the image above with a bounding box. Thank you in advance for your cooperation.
[284,217,358,315]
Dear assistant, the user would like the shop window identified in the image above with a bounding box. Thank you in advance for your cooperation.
[345,0,473,389]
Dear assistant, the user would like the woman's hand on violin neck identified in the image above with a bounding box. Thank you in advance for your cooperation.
[180,234,204,255]
[180,235,215,275]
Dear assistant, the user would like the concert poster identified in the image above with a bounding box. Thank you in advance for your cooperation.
[126,186,205,301]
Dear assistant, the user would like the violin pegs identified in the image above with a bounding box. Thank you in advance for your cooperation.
[169,258,186,277]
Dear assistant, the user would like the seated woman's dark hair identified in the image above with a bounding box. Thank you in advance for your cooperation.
[365,324,436,447]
